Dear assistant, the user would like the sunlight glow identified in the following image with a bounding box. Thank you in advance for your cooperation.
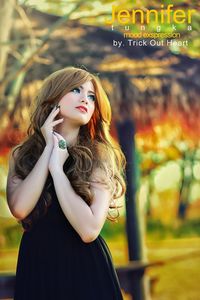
[193,162,200,180]
[154,162,181,192]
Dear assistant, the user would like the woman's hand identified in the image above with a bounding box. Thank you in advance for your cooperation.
[48,131,69,174]
[40,105,64,149]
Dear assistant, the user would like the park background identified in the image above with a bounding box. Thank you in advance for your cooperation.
[0,0,200,299]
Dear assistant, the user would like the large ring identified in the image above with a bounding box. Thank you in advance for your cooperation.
[58,140,67,149]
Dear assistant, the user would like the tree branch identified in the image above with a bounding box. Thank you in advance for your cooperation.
[0,1,84,96]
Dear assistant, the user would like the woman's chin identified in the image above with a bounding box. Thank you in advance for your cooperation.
[73,116,90,126]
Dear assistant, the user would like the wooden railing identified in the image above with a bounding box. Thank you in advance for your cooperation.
[0,273,15,299]
[0,261,161,299]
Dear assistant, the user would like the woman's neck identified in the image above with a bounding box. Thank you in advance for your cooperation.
[55,121,80,147]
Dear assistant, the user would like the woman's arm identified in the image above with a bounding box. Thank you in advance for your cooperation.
[51,168,111,243]
[6,105,63,220]
[6,145,53,220]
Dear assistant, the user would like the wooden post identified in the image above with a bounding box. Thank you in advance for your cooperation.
[117,119,146,300]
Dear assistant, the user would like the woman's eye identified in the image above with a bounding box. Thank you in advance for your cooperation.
[88,95,96,101]
[71,88,96,101]
[71,87,80,93]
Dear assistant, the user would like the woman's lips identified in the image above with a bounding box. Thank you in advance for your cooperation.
[76,106,88,113]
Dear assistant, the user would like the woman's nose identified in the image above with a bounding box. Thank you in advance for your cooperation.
[80,94,88,104]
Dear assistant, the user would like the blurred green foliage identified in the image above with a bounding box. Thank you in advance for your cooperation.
[4,225,22,247]
[147,218,200,239]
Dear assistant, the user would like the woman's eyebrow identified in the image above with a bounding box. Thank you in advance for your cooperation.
[79,85,95,94]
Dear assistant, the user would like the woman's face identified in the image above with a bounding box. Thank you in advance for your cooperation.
[58,80,96,126]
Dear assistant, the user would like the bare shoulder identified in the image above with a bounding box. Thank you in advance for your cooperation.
[89,166,111,192]
[89,167,111,221]
[90,166,104,178]
[6,148,22,202]
[7,147,19,175]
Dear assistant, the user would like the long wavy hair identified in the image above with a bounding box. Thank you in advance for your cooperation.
[12,67,126,230]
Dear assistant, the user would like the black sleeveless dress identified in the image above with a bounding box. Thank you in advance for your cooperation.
[14,156,123,300]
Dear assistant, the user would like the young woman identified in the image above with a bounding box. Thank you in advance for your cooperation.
[6,66,126,300]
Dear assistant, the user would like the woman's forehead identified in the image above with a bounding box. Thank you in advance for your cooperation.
[79,80,95,93]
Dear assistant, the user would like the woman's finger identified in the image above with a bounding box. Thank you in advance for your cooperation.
[52,133,59,144]
[51,118,64,127]
[46,105,60,123]
[53,132,68,151]
[53,131,65,141]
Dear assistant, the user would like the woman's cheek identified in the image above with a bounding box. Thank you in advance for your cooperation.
[58,100,69,114]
